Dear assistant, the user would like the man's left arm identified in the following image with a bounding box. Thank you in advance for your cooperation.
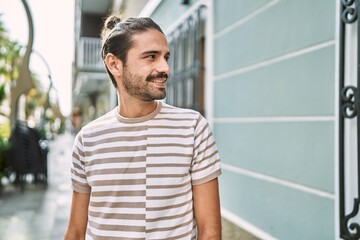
[193,177,221,240]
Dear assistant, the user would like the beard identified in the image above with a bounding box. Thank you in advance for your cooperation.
[122,67,167,101]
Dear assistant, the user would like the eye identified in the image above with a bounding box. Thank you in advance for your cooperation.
[145,54,156,60]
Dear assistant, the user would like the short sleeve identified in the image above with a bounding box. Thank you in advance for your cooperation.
[191,114,221,185]
[71,132,91,193]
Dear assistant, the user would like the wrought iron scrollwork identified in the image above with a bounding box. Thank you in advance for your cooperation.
[339,1,360,239]
[341,85,357,118]
[342,0,358,23]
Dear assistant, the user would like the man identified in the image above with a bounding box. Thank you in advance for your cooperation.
[65,15,222,240]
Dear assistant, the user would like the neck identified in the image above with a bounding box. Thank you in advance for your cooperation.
[117,92,157,118]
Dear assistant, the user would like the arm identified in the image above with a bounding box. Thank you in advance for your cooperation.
[64,191,90,240]
[193,177,222,240]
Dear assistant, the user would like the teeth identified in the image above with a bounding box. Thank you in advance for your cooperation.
[153,79,165,83]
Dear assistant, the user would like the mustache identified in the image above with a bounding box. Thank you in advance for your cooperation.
[146,73,168,81]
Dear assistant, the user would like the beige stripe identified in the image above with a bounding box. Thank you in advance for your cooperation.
[84,135,148,147]
[146,219,193,233]
[194,114,202,130]
[91,178,145,187]
[147,209,192,222]
[146,173,188,178]
[72,151,81,161]
[89,220,145,232]
[83,125,148,138]
[87,156,145,165]
[194,122,209,140]
[147,180,191,189]
[71,169,86,179]
[91,190,145,197]
[89,210,145,220]
[197,141,216,155]
[88,167,145,175]
[193,151,219,165]
[72,162,83,171]
[90,201,145,208]
[86,145,146,157]
[76,146,85,157]
[86,227,145,240]
[191,159,220,174]
[147,143,193,148]
[193,133,213,152]
[147,188,192,200]
[146,163,190,168]
[146,199,192,211]
[147,134,193,138]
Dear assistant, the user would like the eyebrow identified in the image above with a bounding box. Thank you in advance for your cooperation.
[141,50,170,57]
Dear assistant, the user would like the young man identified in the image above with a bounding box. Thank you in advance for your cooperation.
[65,16,222,240]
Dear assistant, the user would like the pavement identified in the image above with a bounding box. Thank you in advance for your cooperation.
[0,131,258,240]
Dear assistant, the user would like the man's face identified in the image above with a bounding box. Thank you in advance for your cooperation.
[121,29,170,101]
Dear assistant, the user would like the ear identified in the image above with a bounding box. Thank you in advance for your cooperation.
[104,53,123,77]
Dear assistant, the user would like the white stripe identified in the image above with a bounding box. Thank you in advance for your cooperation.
[214,116,335,123]
[221,207,278,240]
[222,163,335,199]
[214,0,280,39]
[214,40,335,81]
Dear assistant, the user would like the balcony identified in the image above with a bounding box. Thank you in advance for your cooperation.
[77,37,104,71]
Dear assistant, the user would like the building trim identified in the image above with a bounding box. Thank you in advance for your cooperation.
[214,40,335,82]
[214,116,335,123]
[214,0,280,39]
[222,163,335,199]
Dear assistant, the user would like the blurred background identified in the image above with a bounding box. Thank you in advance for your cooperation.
[0,0,358,239]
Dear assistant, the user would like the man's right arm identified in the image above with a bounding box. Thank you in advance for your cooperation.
[64,191,90,240]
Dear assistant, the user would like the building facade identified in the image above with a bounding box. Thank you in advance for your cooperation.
[73,0,359,239]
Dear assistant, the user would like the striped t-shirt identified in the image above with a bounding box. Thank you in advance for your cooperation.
[71,101,221,239]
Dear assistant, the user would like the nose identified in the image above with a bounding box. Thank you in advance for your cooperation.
[156,57,170,75]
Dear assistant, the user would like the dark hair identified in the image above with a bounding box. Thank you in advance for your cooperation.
[101,15,164,88]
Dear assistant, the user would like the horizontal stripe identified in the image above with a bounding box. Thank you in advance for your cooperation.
[89,220,145,232]
[91,179,146,187]
[86,145,147,156]
[84,136,148,147]
[146,173,188,178]
[147,188,192,200]
[88,167,146,175]
[89,211,145,220]
[146,219,193,233]
[147,199,193,211]
[147,209,193,222]
[90,201,145,208]
[92,190,146,197]
[147,180,191,189]
[83,126,148,138]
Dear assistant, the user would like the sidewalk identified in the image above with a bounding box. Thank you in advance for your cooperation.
[0,131,74,240]
[0,131,258,240]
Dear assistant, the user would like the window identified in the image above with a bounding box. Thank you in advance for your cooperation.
[166,6,206,115]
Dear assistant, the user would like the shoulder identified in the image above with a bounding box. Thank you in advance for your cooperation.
[79,108,118,135]
[159,102,201,120]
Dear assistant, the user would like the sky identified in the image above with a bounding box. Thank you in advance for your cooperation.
[0,0,74,116]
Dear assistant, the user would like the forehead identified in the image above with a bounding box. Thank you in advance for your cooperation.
[129,29,169,53]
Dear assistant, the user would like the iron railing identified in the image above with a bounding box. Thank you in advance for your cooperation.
[339,0,360,239]
[77,37,103,70]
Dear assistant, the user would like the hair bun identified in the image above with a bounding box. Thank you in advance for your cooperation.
[105,16,121,30]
